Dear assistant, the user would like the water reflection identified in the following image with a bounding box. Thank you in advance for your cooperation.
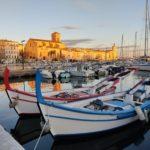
[9,117,150,150]
[10,117,49,145]
[0,70,145,92]
[70,77,96,88]
[51,121,150,150]
[0,76,96,91]
[59,78,71,83]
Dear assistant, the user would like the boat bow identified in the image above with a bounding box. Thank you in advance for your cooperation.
[4,67,12,90]
[36,70,52,105]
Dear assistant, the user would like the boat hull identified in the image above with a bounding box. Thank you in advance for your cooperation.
[70,71,94,77]
[41,104,138,138]
[134,65,150,71]
[6,89,40,115]
[138,65,150,71]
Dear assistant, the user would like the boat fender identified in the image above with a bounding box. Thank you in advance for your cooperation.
[135,106,146,121]
[144,109,150,122]
[9,96,19,108]
[9,100,18,108]
[40,120,50,132]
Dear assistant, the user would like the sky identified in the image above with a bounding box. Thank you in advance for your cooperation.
[0,0,146,49]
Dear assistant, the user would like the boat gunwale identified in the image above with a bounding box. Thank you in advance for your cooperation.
[35,70,150,116]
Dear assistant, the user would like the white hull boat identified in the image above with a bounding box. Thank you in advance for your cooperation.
[52,121,150,148]
[70,70,95,78]
[132,64,150,71]
[41,69,52,79]
[4,68,119,116]
[36,70,150,139]
[58,71,71,78]
[41,69,71,79]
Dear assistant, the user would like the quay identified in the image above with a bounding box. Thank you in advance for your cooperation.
[0,124,24,150]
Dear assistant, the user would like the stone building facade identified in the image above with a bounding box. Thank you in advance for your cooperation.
[25,32,118,61]
[0,40,22,63]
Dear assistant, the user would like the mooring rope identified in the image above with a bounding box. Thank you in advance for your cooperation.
[33,120,48,150]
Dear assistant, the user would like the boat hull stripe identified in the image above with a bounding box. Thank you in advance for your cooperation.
[45,113,136,122]
[12,97,37,104]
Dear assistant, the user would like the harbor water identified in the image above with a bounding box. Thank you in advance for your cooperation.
[0,71,150,150]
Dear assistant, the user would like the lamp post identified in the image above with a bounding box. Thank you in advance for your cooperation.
[21,40,25,70]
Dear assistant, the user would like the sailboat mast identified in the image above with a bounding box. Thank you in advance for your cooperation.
[121,34,124,59]
[144,0,149,57]
[134,32,137,58]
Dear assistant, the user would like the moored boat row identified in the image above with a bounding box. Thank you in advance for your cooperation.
[4,67,120,116]
[3,66,150,141]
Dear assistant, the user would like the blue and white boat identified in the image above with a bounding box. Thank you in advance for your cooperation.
[35,70,150,139]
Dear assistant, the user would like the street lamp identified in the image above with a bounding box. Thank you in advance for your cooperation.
[21,40,25,70]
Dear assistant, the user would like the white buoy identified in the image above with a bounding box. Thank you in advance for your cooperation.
[135,106,146,121]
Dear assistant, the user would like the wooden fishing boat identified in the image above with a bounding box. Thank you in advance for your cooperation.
[4,68,119,116]
[51,121,150,148]
[36,70,150,139]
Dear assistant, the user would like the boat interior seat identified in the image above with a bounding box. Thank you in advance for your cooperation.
[103,99,133,110]
[84,99,130,111]
[104,99,127,107]
[84,99,104,110]
[133,89,145,99]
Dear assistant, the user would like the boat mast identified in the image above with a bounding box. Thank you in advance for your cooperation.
[133,31,137,58]
[120,34,124,60]
[144,0,149,57]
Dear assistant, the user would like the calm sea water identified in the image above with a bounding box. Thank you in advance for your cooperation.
[0,71,150,150]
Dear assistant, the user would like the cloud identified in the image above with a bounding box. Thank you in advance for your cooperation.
[73,0,95,11]
[94,44,107,48]
[63,38,94,46]
[51,25,80,30]
[60,26,80,30]
[94,42,116,48]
